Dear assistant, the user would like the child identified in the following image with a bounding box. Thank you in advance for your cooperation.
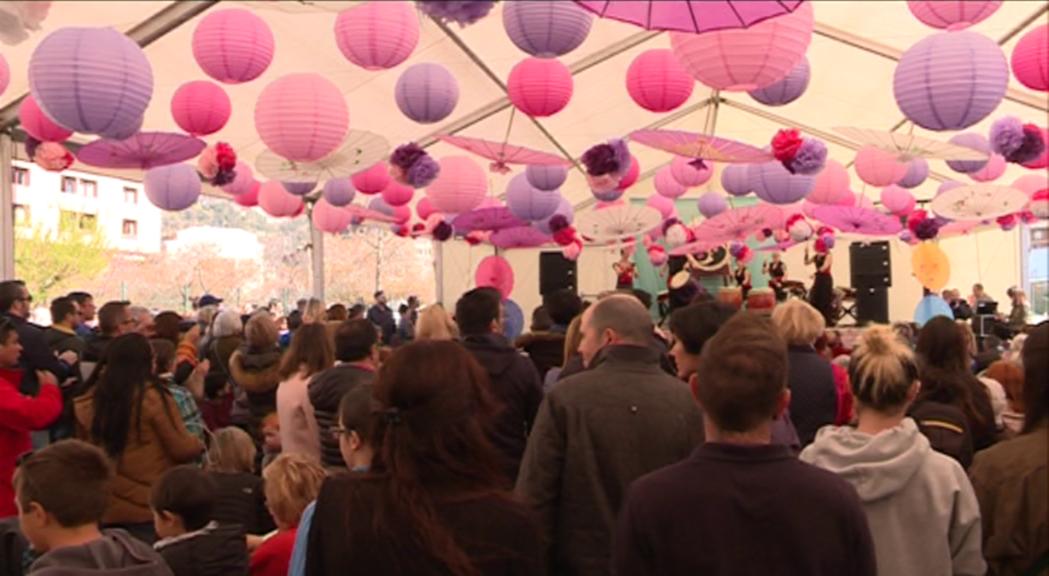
[15,439,173,575]
[151,465,249,576]
[1,319,62,518]
[206,427,275,536]
[250,454,324,576]
[150,340,207,444]
[259,412,281,470]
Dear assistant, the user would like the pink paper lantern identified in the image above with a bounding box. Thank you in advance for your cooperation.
[391,204,411,224]
[1011,24,1048,92]
[1022,127,1048,169]
[880,185,916,216]
[416,197,437,220]
[655,167,687,199]
[475,255,514,299]
[855,146,907,187]
[335,1,419,71]
[255,73,349,162]
[233,181,260,207]
[670,156,712,187]
[669,2,813,91]
[312,198,351,234]
[970,153,1006,182]
[507,57,573,117]
[381,180,414,207]
[170,80,231,136]
[619,156,640,189]
[1013,174,1049,196]
[222,161,256,195]
[626,49,694,113]
[808,160,852,204]
[258,181,304,217]
[352,162,390,195]
[425,156,487,214]
[646,194,676,219]
[192,9,275,84]
[907,1,1002,30]
[0,54,7,97]
[18,94,72,142]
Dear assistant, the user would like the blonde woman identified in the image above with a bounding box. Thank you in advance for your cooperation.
[801,326,985,576]
[414,303,459,341]
[205,427,275,536]
[250,454,326,576]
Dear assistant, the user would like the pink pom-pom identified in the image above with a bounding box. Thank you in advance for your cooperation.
[34,142,74,172]
[562,240,582,261]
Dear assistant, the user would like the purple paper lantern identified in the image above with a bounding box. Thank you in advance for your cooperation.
[29,27,154,140]
[506,173,560,221]
[144,164,201,212]
[525,164,567,191]
[946,133,991,174]
[670,156,713,187]
[897,158,929,189]
[893,31,1008,131]
[749,161,815,205]
[323,178,356,207]
[697,192,728,218]
[395,62,459,124]
[282,181,316,196]
[533,197,574,234]
[502,0,593,58]
[655,167,687,199]
[748,57,810,106]
[192,9,275,84]
[720,164,752,197]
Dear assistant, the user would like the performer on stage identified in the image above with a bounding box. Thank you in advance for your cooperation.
[613,248,637,290]
[733,259,752,301]
[763,253,787,301]
[805,240,834,325]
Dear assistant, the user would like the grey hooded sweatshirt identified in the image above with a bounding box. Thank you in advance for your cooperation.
[800,418,986,576]
[28,529,173,576]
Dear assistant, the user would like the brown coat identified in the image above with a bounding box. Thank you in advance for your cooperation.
[74,387,204,524]
[228,351,281,395]
[969,421,1048,576]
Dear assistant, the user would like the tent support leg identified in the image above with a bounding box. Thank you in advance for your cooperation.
[434,240,444,305]
[310,220,325,303]
[1,134,14,280]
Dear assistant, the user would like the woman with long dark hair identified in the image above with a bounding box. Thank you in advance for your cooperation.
[305,340,542,576]
[74,333,203,542]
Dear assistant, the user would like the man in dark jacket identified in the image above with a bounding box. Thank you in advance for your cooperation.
[81,301,132,364]
[613,313,876,576]
[44,297,84,359]
[456,288,543,482]
[365,291,396,346]
[308,319,379,469]
[0,281,74,396]
[515,294,703,576]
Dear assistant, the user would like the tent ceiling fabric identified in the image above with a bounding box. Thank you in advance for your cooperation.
[0,0,1045,209]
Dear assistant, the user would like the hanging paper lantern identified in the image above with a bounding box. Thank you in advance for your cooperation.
[0,54,7,97]
[475,255,514,298]
[749,160,815,205]
[619,156,640,190]
[502,0,592,58]
[29,27,153,139]
[351,162,390,195]
[221,161,255,196]
[1013,174,1049,196]
[192,9,274,84]
[255,73,348,162]
[282,182,316,196]
[655,167,688,199]
[506,173,560,221]
[144,164,201,212]
[946,133,991,173]
[381,180,414,207]
[907,1,1002,30]
[425,156,487,214]
[720,164,752,197]
[646,195,676,220]
[507,57,573,117]
[669,3,813,92]
[855,146,907,187]
[259,181,304,217]
[1011,24,1047,91]
[233,181,260,207]
[525,164,567,191]
[670,156,713,188]
[170,80,231,136]
[893,31,1008,131]
[697,192,728,218]
[416,197,437,220]
[322,178,356,207]
[312,198,351,234]
[534,198,574,234]
[970,153,1006,182]
[335,1,419,70]
[897,158,929,189]
[806,160,851,205]
[18,94,72,142]
[748,57,810,106]
[880,185,916,216]
[395,62,459,124]
[626,49,694,113]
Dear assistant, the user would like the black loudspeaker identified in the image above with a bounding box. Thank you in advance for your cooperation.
[855,287,889,325]
[539,252,577,296]
[850,241,892,288]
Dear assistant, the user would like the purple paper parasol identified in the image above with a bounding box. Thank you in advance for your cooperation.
[489,226,552,249]
[76,132,206,170]
[452,207,526,233]
[812,205,903,236]
[629,129,773,165]
[691,205,786,243]
[573,1,804,34]
[344,203,397,224]
[438,134,570,174]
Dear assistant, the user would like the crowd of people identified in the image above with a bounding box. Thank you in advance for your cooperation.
[0,276,1045,576]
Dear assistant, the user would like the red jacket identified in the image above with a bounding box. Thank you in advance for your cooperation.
[831,363,854,426]
[0,367,62,517]
[250,528,296,576]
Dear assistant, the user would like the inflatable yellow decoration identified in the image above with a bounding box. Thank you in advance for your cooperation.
[911,241,950,292]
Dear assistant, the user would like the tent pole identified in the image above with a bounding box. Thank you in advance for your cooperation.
[433,240,444,305]
[0,133,14,280]
[309,217,325,303]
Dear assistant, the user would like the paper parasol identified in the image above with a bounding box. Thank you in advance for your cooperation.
[629,129,773,164]
[451,207,526,233]
[438,134,570,174]
[574,1,804,34]
[668,238,724,257]
[344,203,397,224]
[574,204,662,242]
[833,127,989,161]
[938,219,986,238]
[255,130,389,182]
[756,240,801,252]
[691,205,785,243]
[811,205,903,236]
[489,226,552,249]
[76,132,206,169]
[930,185,1030,221]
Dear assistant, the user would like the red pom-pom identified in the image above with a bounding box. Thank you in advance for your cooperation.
[907,209,928,233]
[433,221,453,241]
[553,227,576,246]
[214,142,237,171]
[771,129,803,163]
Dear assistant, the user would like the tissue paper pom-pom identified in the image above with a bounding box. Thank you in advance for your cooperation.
[913,217,941,240]
[432,220,454,241]
[728,241,745,259]
[553,226,577,246]
[562,240,582,261]
[772,129,803,163]
[390,142,426,172]
[821,234,836,250]
[587,173,621,194]
[406,155,440,188]
[789,139,827,175]
[547,214,570,234]
[581,142,619,176]
[788,218,813,242]
[417,1,496,27]
[991,117,1046,164]
[609,139,631,178]
[33,141,74,172]
[647,245,668,267]
[996,213,1018,231]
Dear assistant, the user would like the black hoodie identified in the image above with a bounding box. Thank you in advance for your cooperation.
[154,522,248,576]
[461,333,543,483]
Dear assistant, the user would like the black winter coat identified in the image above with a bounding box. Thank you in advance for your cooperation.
[785,345,839,447]
[307,363,376,469]
[207,472,275,536]
[155,522,249,576]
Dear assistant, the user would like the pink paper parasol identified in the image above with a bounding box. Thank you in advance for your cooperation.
[344,203,397,224]
[692,205,785,243]
[930,184,1030,221]
[756,240,800,252]
[438,134,571,174]
[833,126,989,161]
[938,219,987,238]
[811,205,903,236]
[76,132,206,169]
[668,238,723,257]
[489,226,552,249]
[574,1,804,34]
[451,207,526,232]
[574,204,662,242]
[629,129,773,165]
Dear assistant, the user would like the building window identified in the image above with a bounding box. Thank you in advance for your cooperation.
[79,214,97,231]
[11,167,29,186]
[122,219,138,239]
[61,176,76,194]
[13,204,30,227]
[124,187,138,204]
[80,179,98,198]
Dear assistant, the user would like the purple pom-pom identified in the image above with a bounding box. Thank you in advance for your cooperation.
[548,214,570,234]
[582,143,619,176]
[990,116,1026,160]
[728,241,745,258]
[433,220,453,241]
[416,0,496,27]
[821,233,836,249]
[406,154,440,188]
[1010,124,1046,164]
[211,167,237,187]
[788,139,827,175]
[391,142,427,172]
[914,218,941,241]
[24,136,40,158]
[609,138,631,178]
